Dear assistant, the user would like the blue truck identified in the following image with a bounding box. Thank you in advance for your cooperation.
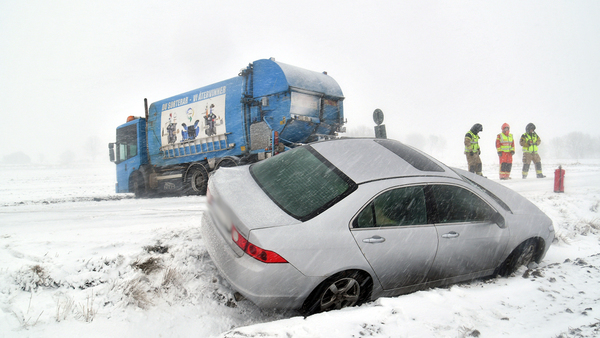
[109,58,346,196]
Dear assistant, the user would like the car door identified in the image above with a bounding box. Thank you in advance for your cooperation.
[350,185,438,291]
[425,184,510,281]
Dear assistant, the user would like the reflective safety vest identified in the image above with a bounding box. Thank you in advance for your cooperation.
[465,131,480,153]
[522,133,540,153]
[497,133,514,153]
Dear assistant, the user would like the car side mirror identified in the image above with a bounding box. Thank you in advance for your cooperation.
[109,143,115,162]
[492,212,505,228]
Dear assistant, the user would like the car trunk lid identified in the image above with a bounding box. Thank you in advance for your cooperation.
[207,166,299,254]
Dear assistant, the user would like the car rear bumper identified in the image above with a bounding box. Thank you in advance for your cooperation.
[201,211,318,309]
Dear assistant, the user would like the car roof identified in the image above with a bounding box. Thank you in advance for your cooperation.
[310,138,462,184]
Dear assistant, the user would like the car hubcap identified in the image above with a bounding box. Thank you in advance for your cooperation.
[320,277,360,311]
[517,244,535,267]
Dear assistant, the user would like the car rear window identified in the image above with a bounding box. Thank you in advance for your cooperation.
[250,146,358,221]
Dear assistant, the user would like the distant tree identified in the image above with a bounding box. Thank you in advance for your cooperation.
[2,152,31,164]
[60,150,76,165]
[549,132,600,159]
[427,135,447,158]
[85,136,103,161]
[403,133,427,150]
[343,125,374,138]
[549,136,567,159]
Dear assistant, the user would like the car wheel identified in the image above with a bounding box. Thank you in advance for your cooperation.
[185,164,208,195]
[496,239,538,277]
[301,271,371,316]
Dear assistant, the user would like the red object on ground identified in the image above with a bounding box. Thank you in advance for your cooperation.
[554,166,565,193]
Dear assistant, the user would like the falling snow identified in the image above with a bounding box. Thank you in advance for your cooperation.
[1,159,599,337]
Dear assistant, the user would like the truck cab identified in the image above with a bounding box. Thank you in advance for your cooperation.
[109,116,147,194]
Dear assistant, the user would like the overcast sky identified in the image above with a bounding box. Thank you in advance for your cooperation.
[1,0,599,163]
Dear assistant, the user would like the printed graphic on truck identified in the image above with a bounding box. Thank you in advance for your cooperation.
[160,90,227,148]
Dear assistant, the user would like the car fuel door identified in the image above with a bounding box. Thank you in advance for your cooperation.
[350,186,438,291]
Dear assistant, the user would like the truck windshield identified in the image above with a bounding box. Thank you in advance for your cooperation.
[250,146,357,221]
[116,124,138,163]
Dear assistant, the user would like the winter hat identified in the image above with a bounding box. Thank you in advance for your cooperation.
[471,123,483,134]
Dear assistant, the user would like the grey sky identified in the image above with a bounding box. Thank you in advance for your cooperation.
[1,0,599,163]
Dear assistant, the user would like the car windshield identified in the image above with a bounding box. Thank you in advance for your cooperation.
[250,146,358,221]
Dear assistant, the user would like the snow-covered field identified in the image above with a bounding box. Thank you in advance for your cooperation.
[1,159,599,337]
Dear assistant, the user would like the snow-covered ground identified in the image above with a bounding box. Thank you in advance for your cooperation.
[1,159,599,337]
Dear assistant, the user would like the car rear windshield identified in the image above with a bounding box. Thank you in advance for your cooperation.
[250,146,358,221]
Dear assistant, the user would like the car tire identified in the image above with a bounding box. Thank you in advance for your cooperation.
[185,164,208,195]
[300,271,372,316]
[496,239,538,277]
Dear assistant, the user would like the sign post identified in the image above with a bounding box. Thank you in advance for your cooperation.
[373,109,387,139]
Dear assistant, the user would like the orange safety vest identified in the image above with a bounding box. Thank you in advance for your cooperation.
[496,133,514,153]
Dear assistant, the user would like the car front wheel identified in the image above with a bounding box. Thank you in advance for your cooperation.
[496,239,538,277]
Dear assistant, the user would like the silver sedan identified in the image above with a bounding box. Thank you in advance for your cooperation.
[201,138,554,314]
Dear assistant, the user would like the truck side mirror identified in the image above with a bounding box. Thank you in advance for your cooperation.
[109,143,115,162]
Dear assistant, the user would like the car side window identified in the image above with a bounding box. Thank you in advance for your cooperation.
[429,185,496,223]
[355,186,427,228]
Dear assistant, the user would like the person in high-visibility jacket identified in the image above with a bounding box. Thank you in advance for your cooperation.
[520,123,545,178]
[464,123,483,176]
[496,123,515,180]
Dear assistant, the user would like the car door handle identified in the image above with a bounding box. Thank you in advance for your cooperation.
[441,231,460,239]
[362,236,386,243]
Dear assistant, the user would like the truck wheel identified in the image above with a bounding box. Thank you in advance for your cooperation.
[185,164,208,195]
[131,172,147,198]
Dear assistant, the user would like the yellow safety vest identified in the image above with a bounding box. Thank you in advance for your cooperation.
[465,131,480,153]
[522,133,539,153]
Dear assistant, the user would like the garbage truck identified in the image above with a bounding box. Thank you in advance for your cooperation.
[109,58,345,197]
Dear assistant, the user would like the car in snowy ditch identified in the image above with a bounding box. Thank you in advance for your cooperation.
[201,138,555,314]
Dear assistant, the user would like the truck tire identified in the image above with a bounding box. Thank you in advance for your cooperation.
[131,172,147,198]
[185,164,208,195]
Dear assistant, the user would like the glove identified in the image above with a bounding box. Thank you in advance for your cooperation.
[510,151,515,155]
[498,152,502,157]
[469,151,474,156]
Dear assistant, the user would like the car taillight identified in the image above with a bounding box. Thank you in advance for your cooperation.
[231,225,288,264]
[231,225,248,249]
